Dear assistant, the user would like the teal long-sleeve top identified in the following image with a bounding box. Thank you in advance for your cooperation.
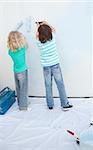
[8,47,27,73]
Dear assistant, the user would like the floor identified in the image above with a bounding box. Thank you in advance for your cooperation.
[0,98,92,150]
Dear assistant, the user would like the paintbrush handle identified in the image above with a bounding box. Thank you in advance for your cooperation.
[67,130,79,139]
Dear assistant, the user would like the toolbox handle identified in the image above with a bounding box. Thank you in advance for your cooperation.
[0,87,11,95]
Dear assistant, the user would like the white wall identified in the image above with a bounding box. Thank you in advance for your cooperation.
[0,1,92,97]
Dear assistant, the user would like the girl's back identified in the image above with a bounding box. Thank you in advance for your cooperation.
[8,31,27,73]
[36,24,59,67]
[9,47,27,73]
[37,37,59,67]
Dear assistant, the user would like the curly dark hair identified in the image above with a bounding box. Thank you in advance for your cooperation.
[38,24,53,43]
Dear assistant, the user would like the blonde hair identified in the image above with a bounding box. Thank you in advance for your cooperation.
[7,31,27,51]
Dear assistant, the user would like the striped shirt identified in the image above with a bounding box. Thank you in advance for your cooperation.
[37,37,60,67]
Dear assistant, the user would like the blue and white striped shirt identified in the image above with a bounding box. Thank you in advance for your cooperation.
[37,37,60,67]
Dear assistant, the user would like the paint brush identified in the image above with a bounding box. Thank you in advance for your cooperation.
[67,130,80,144]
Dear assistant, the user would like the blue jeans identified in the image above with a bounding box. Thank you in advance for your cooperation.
[14,70,28,110]
[43,64,69,107]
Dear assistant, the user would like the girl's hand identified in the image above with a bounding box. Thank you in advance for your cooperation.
[36,31,39,40]
[36,22,40,28]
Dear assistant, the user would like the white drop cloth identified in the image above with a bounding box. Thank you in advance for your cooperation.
[0,98,92,150]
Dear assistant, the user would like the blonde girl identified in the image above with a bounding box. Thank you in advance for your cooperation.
[8,31,28,110]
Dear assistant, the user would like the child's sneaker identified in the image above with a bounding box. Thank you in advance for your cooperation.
[62,104,73,111]
[19,107,28,111]
[48,107,53,110]
[27,107,31,111]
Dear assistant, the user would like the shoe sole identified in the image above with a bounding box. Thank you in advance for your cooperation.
[62,108,69,111]
[62,106,73,111]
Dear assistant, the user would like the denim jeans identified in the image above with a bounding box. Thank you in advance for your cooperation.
[43,64,69,107]
[14,70,28,110]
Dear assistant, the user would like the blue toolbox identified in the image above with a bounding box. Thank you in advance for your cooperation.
[0,87,16,115]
